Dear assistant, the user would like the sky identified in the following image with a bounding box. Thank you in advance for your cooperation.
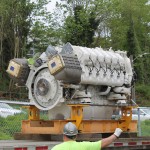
[46,0,57,12]
[46,0,64,13]
[30,0,63,13]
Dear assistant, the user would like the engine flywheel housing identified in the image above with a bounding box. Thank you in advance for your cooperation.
[32,68,63,110]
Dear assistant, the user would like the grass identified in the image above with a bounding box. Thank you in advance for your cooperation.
[141,120,150,136]
[0,111,48,140]
[135,84,150,106]
[0,131,12,140]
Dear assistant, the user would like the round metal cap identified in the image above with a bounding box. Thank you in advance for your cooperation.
[63,122,78,136]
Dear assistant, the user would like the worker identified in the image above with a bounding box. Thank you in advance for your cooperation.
[51,122,123,150]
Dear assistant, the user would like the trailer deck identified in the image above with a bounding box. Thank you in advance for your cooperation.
[0,137,150,150]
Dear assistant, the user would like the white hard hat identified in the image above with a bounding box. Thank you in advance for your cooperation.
[63,122,78,136]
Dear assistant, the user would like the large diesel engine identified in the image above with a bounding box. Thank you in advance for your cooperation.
[7,43,133,120]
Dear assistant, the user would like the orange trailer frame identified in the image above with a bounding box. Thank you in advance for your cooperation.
[21,105,137,134]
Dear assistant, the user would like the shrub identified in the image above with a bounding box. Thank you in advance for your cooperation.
[0,113,28,139]
[141,120,150,136]
[135,84,150,106]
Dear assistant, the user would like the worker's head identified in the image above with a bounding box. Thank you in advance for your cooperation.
[63,122,78,140]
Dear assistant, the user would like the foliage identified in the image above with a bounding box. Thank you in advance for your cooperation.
[91,0,150,84]
[0,130,12,140]
[0,114,28,138]
[0,111,48,139]
[62,4,100,47]
[40,111,49,120]
[0,0,56,95]
[0,0,35,93]
[0,0,34,62]
[28,0,63,53]
[141,120,150,136]
[0,117,12,139]
[135,84,150,106]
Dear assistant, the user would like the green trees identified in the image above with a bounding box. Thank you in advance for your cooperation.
[107,0,150,84]
[28,0,61,52]
[0,0,35,92]
[62,3,100,47]
[0,0,34,64]
[0,0,57,91]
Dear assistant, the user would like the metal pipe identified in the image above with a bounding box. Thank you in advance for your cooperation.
[137,107,141,136]
[99,86,111,95]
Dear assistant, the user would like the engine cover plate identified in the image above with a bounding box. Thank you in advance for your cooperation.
[33,68,63,110]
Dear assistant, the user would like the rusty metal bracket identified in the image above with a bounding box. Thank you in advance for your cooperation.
[23,105,40,120]
[118,106,133,131]
[68,105,88,129]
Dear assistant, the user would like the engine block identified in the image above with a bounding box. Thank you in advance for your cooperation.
[6,43,134,120]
